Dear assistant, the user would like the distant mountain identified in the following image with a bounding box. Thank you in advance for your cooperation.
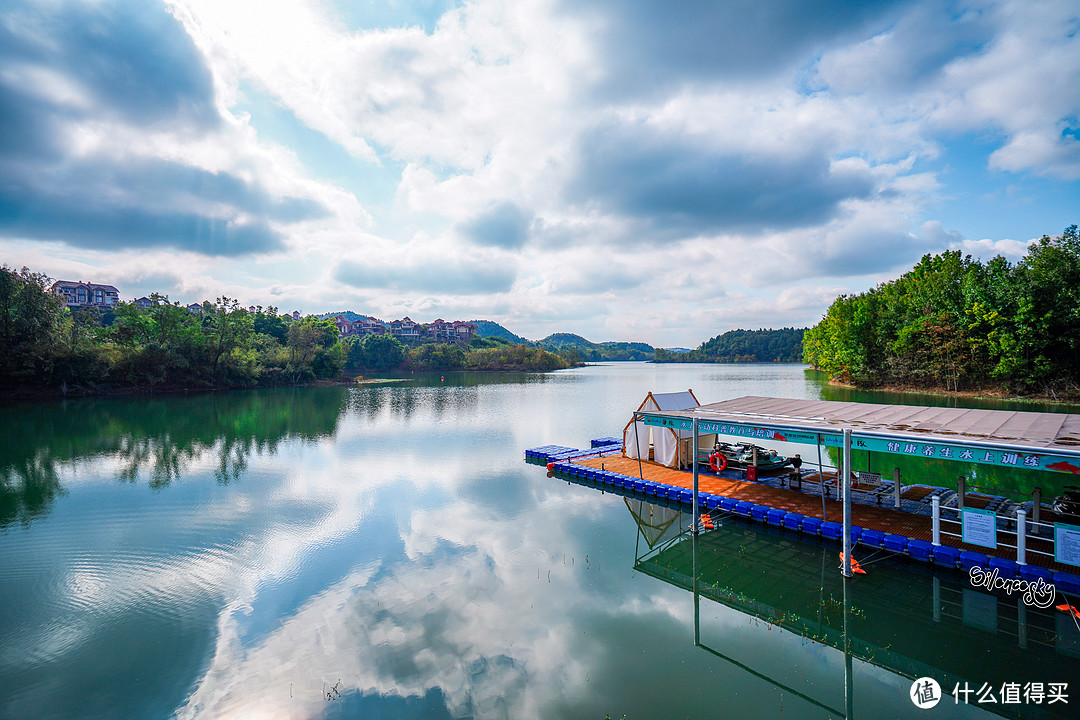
[537,333,654,361]
[470,320,531,344]
[662,347,693,354]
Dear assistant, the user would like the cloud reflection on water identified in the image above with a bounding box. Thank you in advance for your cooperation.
[2,366,1031,719]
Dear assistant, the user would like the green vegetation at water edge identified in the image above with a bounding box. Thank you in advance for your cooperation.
[803,224,1080,399]
[654,327,806,363]
[0,273,347,396]
[343,333,572,372]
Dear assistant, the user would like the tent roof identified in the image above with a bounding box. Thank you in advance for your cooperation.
[650,396,1080,455]
[653,391,698,411]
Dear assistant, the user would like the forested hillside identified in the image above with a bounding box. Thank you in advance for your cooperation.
[802,225,1080,399]
[470,320,531,345]
[537,333,654,361]
[654,328,805,363]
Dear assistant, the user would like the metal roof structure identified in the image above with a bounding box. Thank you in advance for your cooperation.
[636,395,1080,474]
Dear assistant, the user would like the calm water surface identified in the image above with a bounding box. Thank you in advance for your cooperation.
[1,364,1078,719]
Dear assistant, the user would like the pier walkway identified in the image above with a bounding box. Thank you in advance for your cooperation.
[572,455,1066,571]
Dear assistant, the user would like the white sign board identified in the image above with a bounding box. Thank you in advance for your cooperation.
[961,508,997,549]
[1055,522,1080,567]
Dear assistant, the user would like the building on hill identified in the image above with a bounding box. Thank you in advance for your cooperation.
[389,316,421,341]
[50,280,120,309]
[333,315,388,338]
[358,317,387,335]
[333,315,355,336]
[331,314,475,342]
[426,319,453,341]
[452,321,477,342]
[134,296,154,309]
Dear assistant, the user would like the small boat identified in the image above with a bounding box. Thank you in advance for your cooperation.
[710,442,793,472]
[1052,486,1080,522]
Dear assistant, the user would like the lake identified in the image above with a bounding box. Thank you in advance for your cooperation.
[2,363,1078,719]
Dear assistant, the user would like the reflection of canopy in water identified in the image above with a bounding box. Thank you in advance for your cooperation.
[623,390,699,468]
[625,498,684,549]
[632,505,1080,701]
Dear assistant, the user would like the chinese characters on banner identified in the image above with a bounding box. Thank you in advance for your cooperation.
[637,414,1080,474]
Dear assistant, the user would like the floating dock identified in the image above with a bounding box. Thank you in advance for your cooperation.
[526,433,1080,595]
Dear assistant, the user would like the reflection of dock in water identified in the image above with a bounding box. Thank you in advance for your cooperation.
[627,498,1080,720]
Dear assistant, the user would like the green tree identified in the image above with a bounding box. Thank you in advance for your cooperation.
[252,306,288,343]
[204,297,255,386]
[286,317,341,383]
[348,334,406,371]
[0,267,64,389]
[408,343,466,370]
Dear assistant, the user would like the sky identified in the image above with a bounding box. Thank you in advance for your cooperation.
[1,0,1078,348]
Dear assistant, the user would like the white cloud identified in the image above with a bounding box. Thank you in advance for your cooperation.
[3,0,1077,345]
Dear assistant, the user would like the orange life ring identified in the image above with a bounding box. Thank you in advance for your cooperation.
[708,452,727,473]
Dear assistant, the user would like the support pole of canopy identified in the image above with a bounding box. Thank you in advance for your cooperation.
[633,414,644,482]
[841,428,852,578]
[692,417,699,535]
[893,467,901,509]
[817,434,827,522]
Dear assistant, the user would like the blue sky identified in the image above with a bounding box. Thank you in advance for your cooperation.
[1,0,1077,346]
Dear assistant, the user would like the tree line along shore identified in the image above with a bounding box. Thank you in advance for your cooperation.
[0,272,572,399]
[803,225,1080,401]
[4,224,1077,402]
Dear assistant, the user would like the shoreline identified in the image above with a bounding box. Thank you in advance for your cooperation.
[824,377,1080,406]
[0,365,582,405]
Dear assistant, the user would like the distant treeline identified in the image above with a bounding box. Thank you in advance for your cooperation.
[343,334,571,372]
[0,268,572,398]
[537,333,653,362]
[654,328,806,363]
[802,225,1080,399]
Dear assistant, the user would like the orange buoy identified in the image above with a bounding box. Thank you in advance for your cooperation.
[708,452,727,473]
[1056,604,1080,619]
[701,513,714,529]
[839,552,867,575]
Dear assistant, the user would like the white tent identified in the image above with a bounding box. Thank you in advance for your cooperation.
[623,390,700,468]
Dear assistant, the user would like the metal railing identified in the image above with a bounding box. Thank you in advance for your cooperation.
[931,496,1058,565]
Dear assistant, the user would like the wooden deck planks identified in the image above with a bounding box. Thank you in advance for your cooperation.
[575,455,1069,571]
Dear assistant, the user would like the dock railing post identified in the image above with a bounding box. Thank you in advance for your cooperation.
[692,417,699,535]
[893,467,901,509]
[841,428,852,578]
[931,494,941,546]
[1016,508,1027,565]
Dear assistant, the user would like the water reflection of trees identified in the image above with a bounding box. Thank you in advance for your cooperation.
[0,387,348,526]
[345,370,571,423]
